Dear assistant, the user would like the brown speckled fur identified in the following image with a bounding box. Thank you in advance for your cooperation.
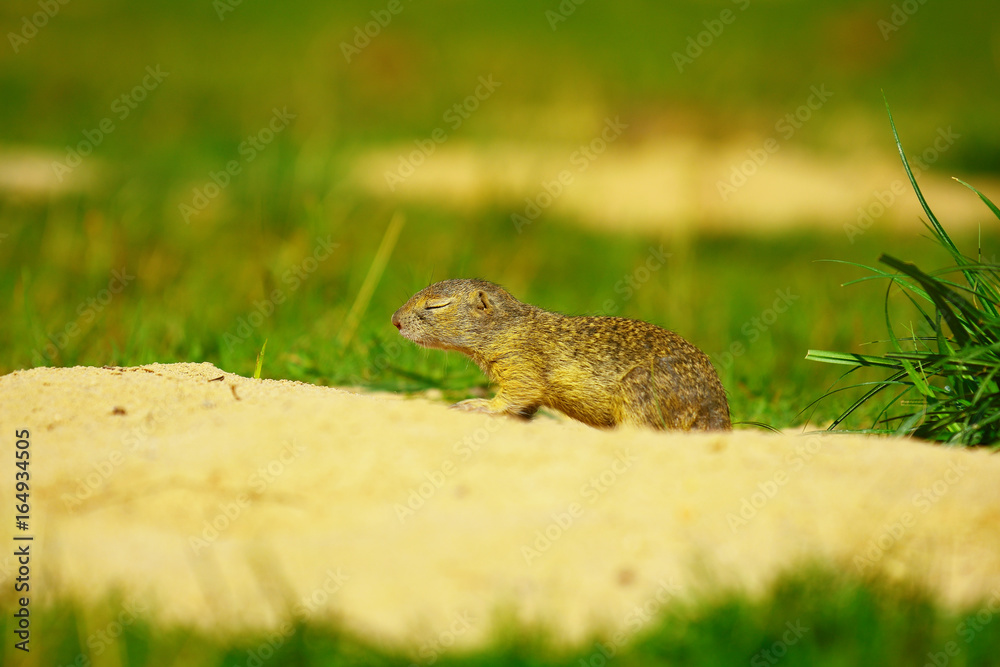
[391,279,731,431]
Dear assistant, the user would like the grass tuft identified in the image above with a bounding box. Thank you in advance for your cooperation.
[805,104,1000,446]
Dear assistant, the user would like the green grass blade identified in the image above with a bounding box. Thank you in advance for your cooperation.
[884,95,958,256]
[826,370,910,431]
[898,357,932,396]
[953,176,1000,221]
[805,350,904,369]
[254,338,268,379]
[871,385,914,431]
[879,255,986,347]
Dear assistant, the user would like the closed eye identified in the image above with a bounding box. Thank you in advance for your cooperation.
[425,299,451,310]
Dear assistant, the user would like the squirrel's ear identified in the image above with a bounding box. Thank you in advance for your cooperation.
[475,290,492,312]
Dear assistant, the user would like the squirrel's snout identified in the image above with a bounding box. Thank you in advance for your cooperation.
[391,312,402,330]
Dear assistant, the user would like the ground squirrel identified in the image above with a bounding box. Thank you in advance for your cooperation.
[391,279,731,431]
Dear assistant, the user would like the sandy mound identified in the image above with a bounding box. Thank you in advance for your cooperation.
[1,363,999,651]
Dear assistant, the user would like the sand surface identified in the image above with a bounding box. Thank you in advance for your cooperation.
[1,363,999,652]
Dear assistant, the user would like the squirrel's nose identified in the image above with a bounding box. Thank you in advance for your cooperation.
[391,312,401,329]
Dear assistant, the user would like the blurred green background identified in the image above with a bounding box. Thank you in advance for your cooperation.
[2,0,999,428]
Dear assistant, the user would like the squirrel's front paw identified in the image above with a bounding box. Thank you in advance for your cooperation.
[451,398,494,413]
[451,398,534,420]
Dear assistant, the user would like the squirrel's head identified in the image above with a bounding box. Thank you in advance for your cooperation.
[391,279,523,353]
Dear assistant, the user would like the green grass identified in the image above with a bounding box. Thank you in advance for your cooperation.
[253,339,267,379]
[3,1,1000,168]
[4,565,999,666]
[806,105,1000,445]
[5,189,979,429]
